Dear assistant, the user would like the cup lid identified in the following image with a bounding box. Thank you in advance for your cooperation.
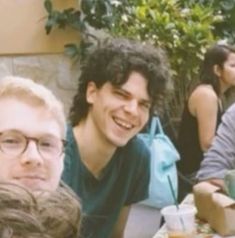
[161,204,197,216]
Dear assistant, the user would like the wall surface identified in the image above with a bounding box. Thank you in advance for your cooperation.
[0,0,80,115]
[0,54,79,116]
[0,0,79,54]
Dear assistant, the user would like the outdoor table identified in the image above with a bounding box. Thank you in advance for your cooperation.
[152,194,235,238]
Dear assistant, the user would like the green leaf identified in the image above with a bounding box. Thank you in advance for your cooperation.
[45,16,56,34]
[44,0,52,13]
[81,0,93,15]
[64,44,79,58]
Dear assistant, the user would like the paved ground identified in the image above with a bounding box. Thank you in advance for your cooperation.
[124,203,162,238]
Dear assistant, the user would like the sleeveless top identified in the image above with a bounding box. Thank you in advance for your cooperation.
[177,100,223,175]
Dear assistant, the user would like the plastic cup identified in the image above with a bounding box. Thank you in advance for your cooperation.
[161,204,197,238]
[224,170,235,199]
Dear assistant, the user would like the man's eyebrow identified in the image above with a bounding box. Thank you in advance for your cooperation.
[113,86,130,94]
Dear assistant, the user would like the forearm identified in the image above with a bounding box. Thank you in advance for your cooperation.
[206,178,225,191]
[197,109,235,181]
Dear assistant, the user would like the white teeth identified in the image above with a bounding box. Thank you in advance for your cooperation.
[114,118,132,129]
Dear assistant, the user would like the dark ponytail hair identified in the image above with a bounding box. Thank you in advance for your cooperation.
[200,44,235,96]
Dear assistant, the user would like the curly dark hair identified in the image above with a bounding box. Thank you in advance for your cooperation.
[200,43,235,96]
[69,37,171,126]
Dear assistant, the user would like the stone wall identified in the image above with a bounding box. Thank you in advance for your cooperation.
[0,54,79,117]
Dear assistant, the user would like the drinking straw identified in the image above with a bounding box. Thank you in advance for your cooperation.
[167,175,185,231]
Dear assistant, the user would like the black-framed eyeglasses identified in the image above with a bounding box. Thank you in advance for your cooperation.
[0,130,67,159]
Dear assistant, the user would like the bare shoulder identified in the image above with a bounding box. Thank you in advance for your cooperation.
[191,85,217,101]
[189,85,218,115]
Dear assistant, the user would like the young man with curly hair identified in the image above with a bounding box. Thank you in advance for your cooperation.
[62,37,171,238]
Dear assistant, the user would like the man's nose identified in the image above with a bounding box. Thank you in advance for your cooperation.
[124,100,139,115]
[20,141,43,166]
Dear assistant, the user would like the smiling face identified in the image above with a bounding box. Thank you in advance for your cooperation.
[86,71,151,147]
[0,97,64,191]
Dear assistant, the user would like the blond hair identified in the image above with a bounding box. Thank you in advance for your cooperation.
[0,76,66,137]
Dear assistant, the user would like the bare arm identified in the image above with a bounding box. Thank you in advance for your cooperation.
[189,86,218,151]
[196,104,235,181]
[206,178,225,190]
[110,206,131,238]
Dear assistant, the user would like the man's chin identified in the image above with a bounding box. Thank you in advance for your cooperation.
[13,178,51,192]
[112,137,132,147]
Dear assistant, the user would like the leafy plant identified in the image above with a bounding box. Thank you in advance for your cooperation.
[43,0,114,60]
[179,0,235,43]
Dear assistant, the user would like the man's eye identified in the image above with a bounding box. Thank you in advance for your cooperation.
[140,102,151,110]
[40,141,53,147]
[0,138,23,149]
[116,91,125,96]
[2,138,20,144]
[39,139,58,149]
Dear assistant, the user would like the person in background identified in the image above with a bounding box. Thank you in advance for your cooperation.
[177,44,235,200]
[0,182,81,238]
[196,102,235,189]
[62,37,171,238]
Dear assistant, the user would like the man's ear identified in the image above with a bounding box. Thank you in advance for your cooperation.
[86,81,97,104]
[213,64,222,78]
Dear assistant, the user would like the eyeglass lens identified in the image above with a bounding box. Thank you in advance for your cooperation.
[0,131,64,158]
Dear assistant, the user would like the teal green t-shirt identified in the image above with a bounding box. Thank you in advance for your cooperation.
[62,125,150,238]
